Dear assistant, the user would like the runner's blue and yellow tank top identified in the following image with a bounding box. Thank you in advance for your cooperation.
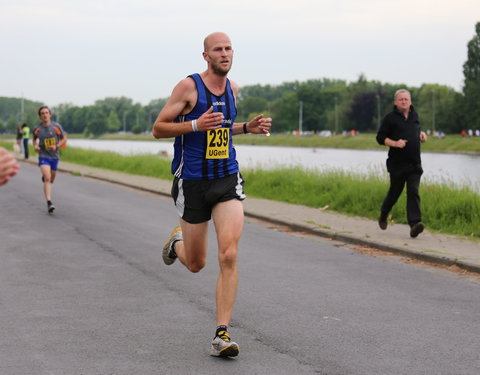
[171,73,239,180]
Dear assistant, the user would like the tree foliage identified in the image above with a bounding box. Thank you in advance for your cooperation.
[0,96,43,133]
[107,110,121,132]
[462,21,480,130]
[348,91,376,132]
[84,106,107,136]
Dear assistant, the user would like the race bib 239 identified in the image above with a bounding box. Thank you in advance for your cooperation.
[206,128,229,159]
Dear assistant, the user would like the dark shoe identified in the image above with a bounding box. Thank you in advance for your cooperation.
[47,201,55,214]
[378,213,388,230]
[410,222,424,238]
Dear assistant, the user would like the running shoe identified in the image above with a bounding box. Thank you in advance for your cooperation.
[210,330,239,357]
[47,201,55,214]
[162,227,182,265]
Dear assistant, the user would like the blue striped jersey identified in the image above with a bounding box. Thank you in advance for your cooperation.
[171,73,239,180]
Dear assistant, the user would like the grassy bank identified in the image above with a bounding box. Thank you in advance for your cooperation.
[2,140,478,238]
[242,168,480,238]
[0,140,173,180]
[62,146,174,181]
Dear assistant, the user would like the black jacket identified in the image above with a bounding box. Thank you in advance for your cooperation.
[376,105,422,172]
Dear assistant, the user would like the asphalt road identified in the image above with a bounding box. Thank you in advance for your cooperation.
[1,163,479,375]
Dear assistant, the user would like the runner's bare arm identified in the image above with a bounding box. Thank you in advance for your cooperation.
[57,133,68,148]
[32,131,40,151]
[233,114,272,136]
[152,78,223,139]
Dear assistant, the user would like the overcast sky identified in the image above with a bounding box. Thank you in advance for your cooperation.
[1,0,479,107]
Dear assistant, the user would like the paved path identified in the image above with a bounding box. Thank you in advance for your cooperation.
[19,156,480,274]
[3,160,480,375]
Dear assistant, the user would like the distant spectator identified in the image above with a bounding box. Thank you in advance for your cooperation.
[21,123,30,159]
[461,130,467,137]
[15,125,23,154]
[476,129,480,137]
[433,130,445,139]
[468,129,473,136]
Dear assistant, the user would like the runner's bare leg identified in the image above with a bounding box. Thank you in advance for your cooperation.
[212,200,243,327]
[175,220,209,273]
[40,164,52,201]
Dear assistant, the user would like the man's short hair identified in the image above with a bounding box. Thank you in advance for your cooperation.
[394,89,411,100]
[38,106,51,116]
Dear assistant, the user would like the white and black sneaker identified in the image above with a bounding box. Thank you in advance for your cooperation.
[210,329,239,357]
[47,201,55,214]
[162,227,182,265]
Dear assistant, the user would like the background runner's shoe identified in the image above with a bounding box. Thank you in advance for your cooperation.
[210,330,239,357]
[47,201,55,214]
[162,227,182,265]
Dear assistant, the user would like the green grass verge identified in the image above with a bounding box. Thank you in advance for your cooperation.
[242,168,480,238]
[0,140,172,181]
[60,147,174,181]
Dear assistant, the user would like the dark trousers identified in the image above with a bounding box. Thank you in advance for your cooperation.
[23,138,29,159]
[381,168,422,226]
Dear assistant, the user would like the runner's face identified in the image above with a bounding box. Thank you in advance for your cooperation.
[39,109,51,123]
[394,92,411,111]
[204,35,233,76]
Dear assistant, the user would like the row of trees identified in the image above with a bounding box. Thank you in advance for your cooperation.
[2,22,479,136]
[236,78,462,134]
[0,96,168,136]
[0,79,462,136]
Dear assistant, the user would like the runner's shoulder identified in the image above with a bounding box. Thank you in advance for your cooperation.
[175,76,197,94]
[170,77,198,108]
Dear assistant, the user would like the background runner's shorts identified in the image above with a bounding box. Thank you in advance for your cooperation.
[38,157,59,171]
[172,172,246,224]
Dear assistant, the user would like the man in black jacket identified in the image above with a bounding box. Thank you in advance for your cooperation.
[376,89,427,238]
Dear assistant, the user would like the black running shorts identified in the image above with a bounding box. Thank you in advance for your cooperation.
[172,172,246,224]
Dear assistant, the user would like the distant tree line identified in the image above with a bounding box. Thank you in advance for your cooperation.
[236,77,464,134]
[1,22,479,136]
